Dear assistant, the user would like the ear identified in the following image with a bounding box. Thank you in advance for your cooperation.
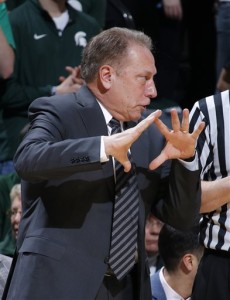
[99,65,114,90]
[182,254,194,272]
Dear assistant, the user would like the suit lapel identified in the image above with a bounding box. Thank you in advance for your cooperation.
[76,86,108,137]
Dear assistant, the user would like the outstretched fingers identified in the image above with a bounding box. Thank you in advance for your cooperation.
[135,110,162,135]
[180,108,189,132]
[153,117,171,137]
[104,110,162,172]
[191,121,206,140]
[171,108,182,132]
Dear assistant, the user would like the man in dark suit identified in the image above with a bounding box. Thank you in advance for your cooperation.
[3,27,204,300]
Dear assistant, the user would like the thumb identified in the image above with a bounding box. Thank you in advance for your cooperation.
[149,153,166,170]
[122,160,132,173]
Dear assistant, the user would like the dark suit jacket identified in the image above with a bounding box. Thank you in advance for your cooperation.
[3,86,201,299]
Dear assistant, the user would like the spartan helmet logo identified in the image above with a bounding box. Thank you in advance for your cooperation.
[68,0,82,11]
[74,31,87,47]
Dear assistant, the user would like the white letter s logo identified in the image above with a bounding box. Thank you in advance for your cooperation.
[74,31,87,47]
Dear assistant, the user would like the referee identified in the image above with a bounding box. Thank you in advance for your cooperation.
[189,89,230,300]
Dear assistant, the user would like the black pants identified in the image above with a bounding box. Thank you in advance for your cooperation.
[192,249,230,300]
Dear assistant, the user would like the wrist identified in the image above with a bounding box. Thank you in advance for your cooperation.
[183,151,196,162]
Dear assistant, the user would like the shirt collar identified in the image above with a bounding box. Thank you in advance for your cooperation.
[96,100,124,131]
[159,267,191,300]
[97,100,112,126]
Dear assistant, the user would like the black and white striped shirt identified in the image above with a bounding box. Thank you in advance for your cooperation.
[189,90,230,251]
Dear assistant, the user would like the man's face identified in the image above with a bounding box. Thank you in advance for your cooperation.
[10,195,22,239]
[107,44,157,121]
[145,214,163,254]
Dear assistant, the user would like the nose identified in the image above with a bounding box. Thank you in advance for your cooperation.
[12,211,22,225]
[14,213,21,224]
[145,80,157,98]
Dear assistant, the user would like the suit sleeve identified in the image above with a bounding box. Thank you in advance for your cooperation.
[13,95,102,181]
[153,160,201,230]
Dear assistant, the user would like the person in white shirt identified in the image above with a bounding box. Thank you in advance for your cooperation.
[151,224,203,300]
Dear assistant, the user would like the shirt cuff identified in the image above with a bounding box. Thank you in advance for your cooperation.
[100,136,109,162]
[178,152,199,171]
[51,86,57,95]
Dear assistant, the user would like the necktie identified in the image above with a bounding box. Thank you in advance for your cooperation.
[108,118,139,280]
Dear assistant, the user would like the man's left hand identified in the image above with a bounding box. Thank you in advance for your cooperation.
[149,108,205,170]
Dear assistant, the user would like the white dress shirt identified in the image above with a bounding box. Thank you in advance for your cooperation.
[159,267,191,300]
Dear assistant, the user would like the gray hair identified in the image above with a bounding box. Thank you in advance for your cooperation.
[81,27,153,83]
[10,184,21,203]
